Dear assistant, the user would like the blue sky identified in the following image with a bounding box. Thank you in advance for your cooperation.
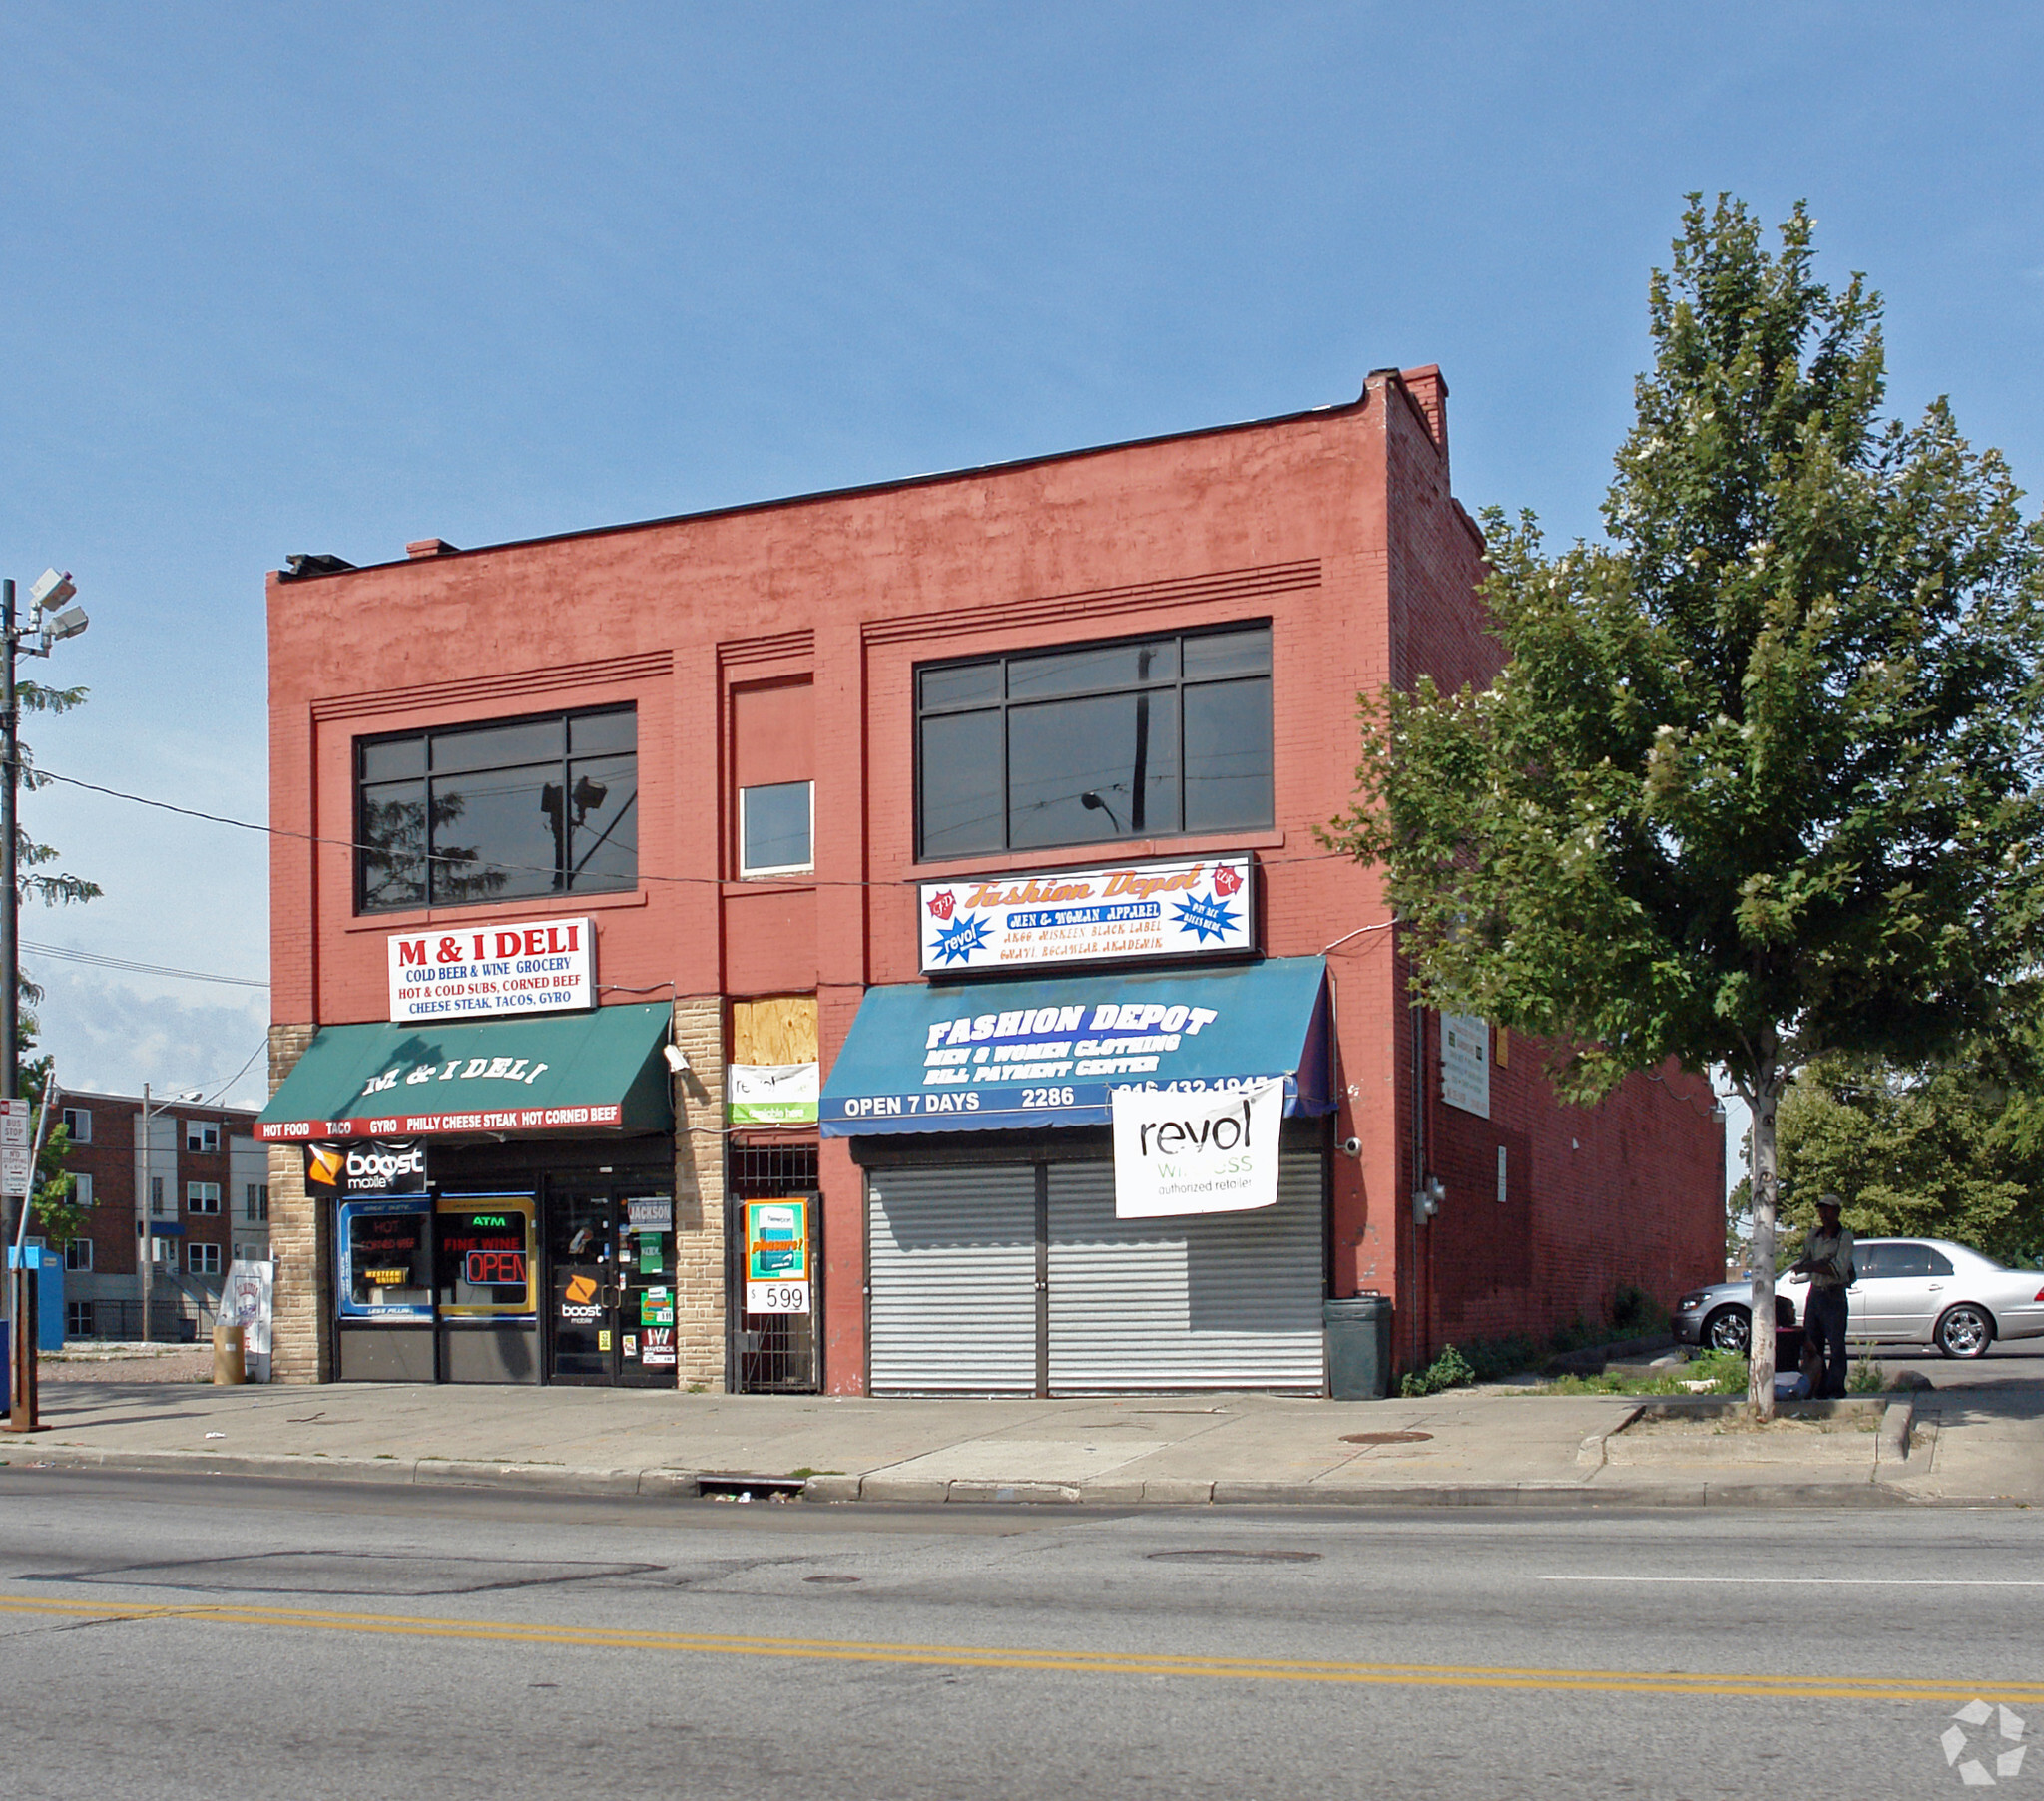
[2,3,2039,1126]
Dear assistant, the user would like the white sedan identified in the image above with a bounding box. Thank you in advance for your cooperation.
[1673,1238,2044,1359]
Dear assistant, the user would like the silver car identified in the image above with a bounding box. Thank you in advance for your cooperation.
[1673,1238,2044,1360]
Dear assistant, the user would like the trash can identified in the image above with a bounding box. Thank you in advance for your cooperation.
[1325,1293,1394,1400]
[212,1321,247,1386]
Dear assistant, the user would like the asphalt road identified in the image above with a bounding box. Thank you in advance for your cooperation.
[3,1470,2039,1800]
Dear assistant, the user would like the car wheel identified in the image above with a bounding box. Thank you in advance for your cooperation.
[1703,1307,1751,1355]
[1935,1304,1994,1360]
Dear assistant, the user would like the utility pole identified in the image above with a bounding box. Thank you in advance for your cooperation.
[0,569,87,1426]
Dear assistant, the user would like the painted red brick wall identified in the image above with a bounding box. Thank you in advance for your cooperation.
[266,365,1724,1390]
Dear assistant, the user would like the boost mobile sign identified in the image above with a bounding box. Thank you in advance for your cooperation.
[919,856,1254,973]
[304,1138,430,1197]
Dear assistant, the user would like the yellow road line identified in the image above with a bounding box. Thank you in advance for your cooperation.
[0,1593,2036,1702]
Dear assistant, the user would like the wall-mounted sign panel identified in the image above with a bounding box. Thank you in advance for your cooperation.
[918,857,1254,974]
[1440,1013,1490,1119]
[387,916,595,1022]
[727,1062,819,1126]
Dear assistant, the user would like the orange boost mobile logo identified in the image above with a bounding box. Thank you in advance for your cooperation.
[305,1145,345,1189]
[565,1274,599,1306]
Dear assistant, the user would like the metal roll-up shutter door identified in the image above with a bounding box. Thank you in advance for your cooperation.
[1046,1151,1324,1393]
[867,1163,1038,1395]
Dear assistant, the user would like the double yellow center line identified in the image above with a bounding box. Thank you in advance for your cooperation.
[0,1592,2035,1702]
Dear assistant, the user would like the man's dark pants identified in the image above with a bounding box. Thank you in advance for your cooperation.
[1805,1285,1850,1398]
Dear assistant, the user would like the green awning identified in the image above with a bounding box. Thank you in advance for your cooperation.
[255,1003,673,1143]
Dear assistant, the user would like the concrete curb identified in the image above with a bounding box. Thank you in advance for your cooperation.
[0,1441,1956,1510]
[1877,1398,1916,1464]
[1575,1406,1644,1471]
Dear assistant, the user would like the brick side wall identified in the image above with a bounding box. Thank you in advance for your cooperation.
[266,1025,327,1382]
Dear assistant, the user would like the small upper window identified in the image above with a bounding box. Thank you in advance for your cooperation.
[73,1172,94,1208]
[915,624,1274,860]
[187,1122,220,1154]
[61,1107,90,1144]
[357,706,637,912]
[65,1238,92,1272]
[187,1180,223,1215]
[739,781,814,877]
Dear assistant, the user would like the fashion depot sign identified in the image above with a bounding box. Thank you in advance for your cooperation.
[919,856,1254,973]
[1111,1078,1282,1218]
[387,916,595,1022]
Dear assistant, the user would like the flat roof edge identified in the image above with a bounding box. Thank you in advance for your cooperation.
[272,392,1372,582]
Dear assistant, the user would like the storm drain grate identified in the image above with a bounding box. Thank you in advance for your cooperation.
[695,1475,806,1501]
[1340,1431,1434,1445]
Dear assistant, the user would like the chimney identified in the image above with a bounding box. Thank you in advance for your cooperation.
[406,538,460,559]
[1399,365,1448,458]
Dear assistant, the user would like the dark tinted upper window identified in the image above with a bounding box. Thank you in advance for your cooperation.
[356,707,637,912]
[915,625,1273,860]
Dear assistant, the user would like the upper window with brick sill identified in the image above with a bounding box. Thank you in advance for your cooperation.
[356,706,637,914]
[915,624,1274,862]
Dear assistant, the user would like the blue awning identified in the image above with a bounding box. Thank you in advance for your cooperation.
[821,956,1332,1136]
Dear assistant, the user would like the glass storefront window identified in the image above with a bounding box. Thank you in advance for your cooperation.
[340,1202,432,1316]
[434,1196,537,1316]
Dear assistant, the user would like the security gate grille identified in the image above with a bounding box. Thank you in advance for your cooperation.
[865,1152,1325,1395]
[728,1144,820,1393]
[1047,1152,1324,1392]
[866,1164,1039,1394]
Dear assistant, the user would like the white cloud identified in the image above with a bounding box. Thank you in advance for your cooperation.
[27,967,268,1111]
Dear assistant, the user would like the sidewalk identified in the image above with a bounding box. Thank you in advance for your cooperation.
[8,1359,2040,1508]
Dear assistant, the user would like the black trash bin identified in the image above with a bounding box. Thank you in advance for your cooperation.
[1324,1293,1394,1400]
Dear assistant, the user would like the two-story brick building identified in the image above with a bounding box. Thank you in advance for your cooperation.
[256,364,1724,1392]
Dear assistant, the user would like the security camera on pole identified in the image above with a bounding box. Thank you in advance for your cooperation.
[2,568,89,1431]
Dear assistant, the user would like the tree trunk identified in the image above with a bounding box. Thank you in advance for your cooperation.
[1746,1064,1781,1422]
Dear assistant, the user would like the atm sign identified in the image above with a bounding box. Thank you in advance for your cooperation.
[465,1250,528,1286]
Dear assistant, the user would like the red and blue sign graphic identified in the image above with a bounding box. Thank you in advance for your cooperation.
[917,856,1254,974]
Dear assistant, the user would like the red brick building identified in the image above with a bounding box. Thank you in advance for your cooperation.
[258,365,1724,1392]
[50,1090,267,1340]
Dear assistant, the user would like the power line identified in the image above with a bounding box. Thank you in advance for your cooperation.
[24,761,1354,891]
[20,939,267,990]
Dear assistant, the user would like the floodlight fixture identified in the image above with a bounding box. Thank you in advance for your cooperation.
[663,1044,691,1075]
[44,605,87,643]
[27,569,74,614]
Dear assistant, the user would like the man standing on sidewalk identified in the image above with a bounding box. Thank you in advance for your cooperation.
[1792,1194,1856,1399]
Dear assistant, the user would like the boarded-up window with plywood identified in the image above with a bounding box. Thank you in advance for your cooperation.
[728,996,820,1126]
[734,680,814,876]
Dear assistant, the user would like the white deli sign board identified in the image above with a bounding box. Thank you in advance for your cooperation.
[919,856,1254,974]
[0,1097,31,1199]
[1110,1078,1283,1219]
[387,917,596,1022]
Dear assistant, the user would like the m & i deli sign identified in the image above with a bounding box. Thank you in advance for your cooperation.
[388,916,596,1022]
[919,856,1254,974]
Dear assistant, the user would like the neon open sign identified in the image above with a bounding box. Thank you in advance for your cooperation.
[465,1250,528,1286]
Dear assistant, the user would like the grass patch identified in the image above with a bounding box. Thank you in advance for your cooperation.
[1537,1349,1748,1397]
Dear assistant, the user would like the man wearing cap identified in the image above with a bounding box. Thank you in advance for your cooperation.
[1790,1195,1856,1398]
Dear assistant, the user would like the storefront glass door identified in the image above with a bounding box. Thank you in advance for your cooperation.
[546,1185,677,1387]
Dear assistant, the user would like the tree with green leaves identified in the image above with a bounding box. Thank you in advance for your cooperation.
[1776,1033,2044,1269]
[1327,195,2044,1416]
[11,673,100,1247]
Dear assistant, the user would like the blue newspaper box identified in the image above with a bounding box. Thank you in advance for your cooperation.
[7,1246,67,1352]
